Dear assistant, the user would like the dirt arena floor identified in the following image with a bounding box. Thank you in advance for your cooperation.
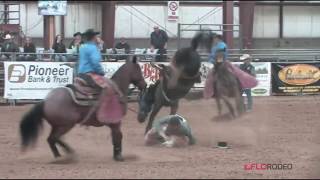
[0,95,320,179]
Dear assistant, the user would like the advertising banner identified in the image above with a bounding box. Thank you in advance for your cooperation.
[4,62,73,99]
[233,62,272,96]
[3,61,273,99]
[271,62,320,95]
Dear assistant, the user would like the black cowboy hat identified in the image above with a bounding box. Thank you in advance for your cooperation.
[73,32,82,37]
[82,29,100,39]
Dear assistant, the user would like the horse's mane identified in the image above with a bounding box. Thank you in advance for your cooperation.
[111,56,138,80]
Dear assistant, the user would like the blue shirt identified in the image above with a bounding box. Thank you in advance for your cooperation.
[208,41,228,64]
[78,41,105,75]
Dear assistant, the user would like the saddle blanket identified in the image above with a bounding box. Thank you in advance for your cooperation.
[72,73,126,124]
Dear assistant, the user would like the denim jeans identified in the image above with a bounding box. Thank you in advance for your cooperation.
[242,88,252,110]
[54,55,67,62]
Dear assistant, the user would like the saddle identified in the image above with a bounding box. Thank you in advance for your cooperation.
[66,77,101,106]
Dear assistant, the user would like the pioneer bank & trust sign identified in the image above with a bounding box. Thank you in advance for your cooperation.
[8,64,71,84]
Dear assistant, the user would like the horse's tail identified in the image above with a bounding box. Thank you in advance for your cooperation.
[191,30,215,51]
[20,101,44,150]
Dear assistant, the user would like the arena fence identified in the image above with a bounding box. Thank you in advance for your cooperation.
[0,50,319,105]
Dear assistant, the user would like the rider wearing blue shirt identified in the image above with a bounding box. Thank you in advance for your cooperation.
[78,30,105,76]
[77,29,106,90]
[208,34,228,63]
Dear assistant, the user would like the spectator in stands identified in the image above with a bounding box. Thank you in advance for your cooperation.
[208,34,228,64]
[68,32,83,61]
[18,37,36,61]
[114,37,130,61]
[96,35,105,52]
[0,31,5,46]
[150,26,168,62]
[52,34,67,62]
[0,33,19,60]
[69,32,83,53]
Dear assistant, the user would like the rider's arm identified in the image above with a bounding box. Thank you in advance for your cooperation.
[153,116,171,141]
[181,122,196,145]
[208,47,216,64]
[154,116,171,133]
[89,45,105,76]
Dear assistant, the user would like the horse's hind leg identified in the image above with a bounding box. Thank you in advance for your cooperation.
[47,125,74,158]
[221,96,236,119]
[235,90,245,116]
[47,128,61,158]
[216,97,222,116]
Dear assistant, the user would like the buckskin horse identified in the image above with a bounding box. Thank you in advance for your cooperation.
[19,57,146,162]
[138,31,214,133]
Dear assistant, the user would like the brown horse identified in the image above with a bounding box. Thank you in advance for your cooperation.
[213,61,245,119]
[19,57,146,162]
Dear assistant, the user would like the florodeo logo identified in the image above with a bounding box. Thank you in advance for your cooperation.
[8,64,26,83]
[278,64,320,85]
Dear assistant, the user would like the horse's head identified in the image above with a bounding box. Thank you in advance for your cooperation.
[127,56,147,91]
[111,56,146,96]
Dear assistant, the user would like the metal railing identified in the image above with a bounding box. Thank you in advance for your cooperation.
[0,49,320,105]
[1,49,320,62]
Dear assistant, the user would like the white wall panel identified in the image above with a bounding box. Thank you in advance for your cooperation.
[253,6,279,38]
[283,6,320,37]
[20,3,44,37]
[17,2,320,39]
[64,3,101,38]
[233,6,239,38]
[115,5,225,38]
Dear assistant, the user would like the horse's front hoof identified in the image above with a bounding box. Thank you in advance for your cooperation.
[113,154,124,162]
[137,112,147,123]
[50,154,78,164]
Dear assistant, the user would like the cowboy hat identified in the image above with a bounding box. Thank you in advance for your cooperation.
[82,29,100,39]
[73,32,82,37]
[240,54,251,61]
[4,34,12,40]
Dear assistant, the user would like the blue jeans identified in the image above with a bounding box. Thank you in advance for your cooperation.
[242,89,252,110]
[54,55,67,62]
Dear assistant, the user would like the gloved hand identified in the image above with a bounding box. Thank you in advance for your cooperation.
[162,139,174,148]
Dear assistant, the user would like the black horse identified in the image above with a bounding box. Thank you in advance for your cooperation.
[138,31,215,133]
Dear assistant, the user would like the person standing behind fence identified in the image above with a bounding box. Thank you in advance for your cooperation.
[68,32,83,62]
[69,32,83,53]
[96,36,105,53]
[52,34,67,62]
[115,37,130,61]
[239,54,256,112]
[0,34,19,60]
[150,26,168,62]
[20,37,36,61]
[208,34,228,64]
